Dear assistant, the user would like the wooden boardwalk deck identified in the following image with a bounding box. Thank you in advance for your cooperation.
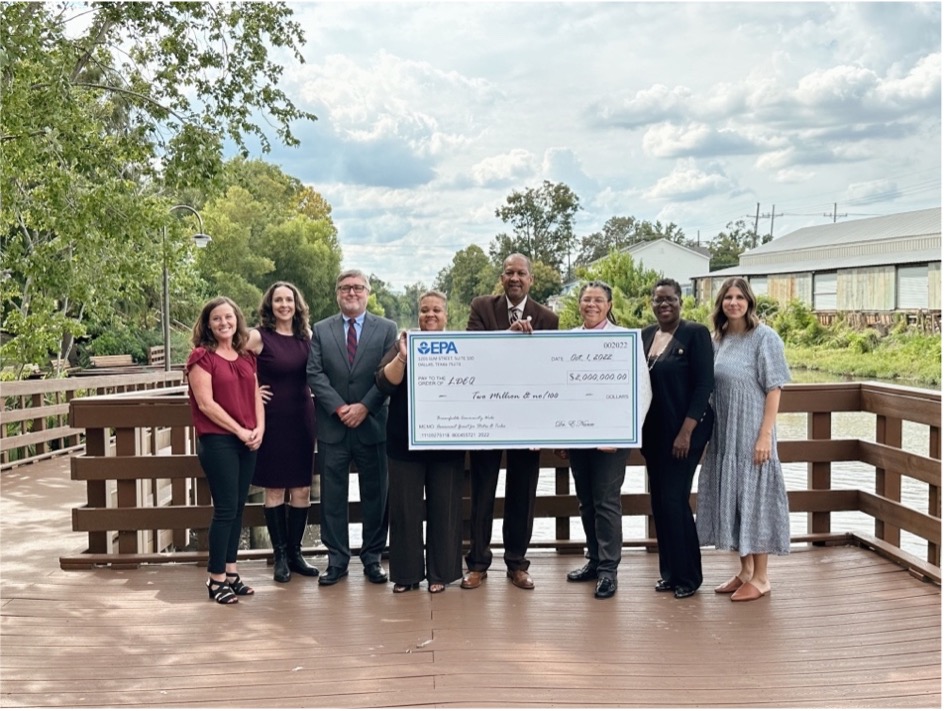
[1,457,941,708]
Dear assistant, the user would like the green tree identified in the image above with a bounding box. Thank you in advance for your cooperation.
[558,251,663,329]
[575,216,691,266]
[526,261,564,305]
[435,245,494,307]
[370,275,402,324]
[1,2,316,375]
[197,160,342,325]
[489,181,581,275]
[709,219,773,271]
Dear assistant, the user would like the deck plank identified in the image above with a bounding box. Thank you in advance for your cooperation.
[1,456,940,708]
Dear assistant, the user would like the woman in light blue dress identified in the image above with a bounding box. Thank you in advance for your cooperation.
[696,277,791,602]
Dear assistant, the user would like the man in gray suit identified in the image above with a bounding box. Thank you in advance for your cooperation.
[307,269,398,585]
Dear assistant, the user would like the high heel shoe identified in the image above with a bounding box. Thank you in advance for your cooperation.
[225,573,254,596]
[207,578,238,604]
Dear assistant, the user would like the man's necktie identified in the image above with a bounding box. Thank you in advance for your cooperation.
[509,307,520,325]
[346,318,357,364]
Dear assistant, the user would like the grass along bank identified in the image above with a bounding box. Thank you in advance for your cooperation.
[769,301,941,387]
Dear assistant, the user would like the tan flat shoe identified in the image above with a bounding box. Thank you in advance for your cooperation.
[730,582,768,602]
[714,576,744,594]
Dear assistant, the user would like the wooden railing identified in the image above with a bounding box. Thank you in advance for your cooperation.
[62,382,941,582]
[1,371,184,470]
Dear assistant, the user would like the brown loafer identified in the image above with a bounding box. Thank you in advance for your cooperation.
[460,570,487,589]
[507,569,534,590]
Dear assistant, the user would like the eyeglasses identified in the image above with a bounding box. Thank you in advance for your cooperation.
[651,296,680,305]
[337,284,367,294]
[580,297,608,305]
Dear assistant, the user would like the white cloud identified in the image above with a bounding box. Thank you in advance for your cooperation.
[586,84,692,128]
[644,160,737,202]
[247,2,941,290]
[464,150,536,188]
[846,179,901,206]
[875,53,941,107]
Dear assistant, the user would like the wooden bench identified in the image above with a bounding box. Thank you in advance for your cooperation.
[89,354,134,368]
[147,345,165,368]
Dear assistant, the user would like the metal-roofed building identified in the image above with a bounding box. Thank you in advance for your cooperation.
[693,207,941,319]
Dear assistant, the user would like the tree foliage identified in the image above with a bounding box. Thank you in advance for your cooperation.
[557,251,664,329]
[197,159,342,326]
[435,245,494,307]
[489,181,581,275]
[575,216,691,266]
[709,219,773,271]
[1,3,317,374]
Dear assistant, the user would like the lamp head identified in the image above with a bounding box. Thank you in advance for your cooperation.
[191,233,212,248]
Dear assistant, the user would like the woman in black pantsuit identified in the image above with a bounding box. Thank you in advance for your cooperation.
[375,290,465,594]
[642,278,714,599]
[558,281,648,600]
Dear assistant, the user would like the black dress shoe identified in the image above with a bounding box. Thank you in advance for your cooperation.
[674,586,697,599]
[566,563,598,582]
[594,577,617,599]
[364,563,388,584]
[318,566,348,586]
[655,578,674,592]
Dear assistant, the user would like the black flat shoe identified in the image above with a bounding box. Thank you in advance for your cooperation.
[655,578,674,592]
[594,577,617,599]
[674,586,697,599]
[318,566,348,586]
[392,582,420,593]
[567,563,598,582]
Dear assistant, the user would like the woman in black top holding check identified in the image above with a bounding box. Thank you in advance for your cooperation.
[641,278,714,599]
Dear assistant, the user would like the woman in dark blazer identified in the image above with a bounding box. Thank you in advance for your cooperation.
[641,278,714,599]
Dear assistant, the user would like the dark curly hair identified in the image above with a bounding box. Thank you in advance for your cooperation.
[257,281,311,338]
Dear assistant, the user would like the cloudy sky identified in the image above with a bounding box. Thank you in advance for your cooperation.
[254,1,941,290]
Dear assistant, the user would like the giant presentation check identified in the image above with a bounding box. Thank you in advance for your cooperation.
[406,330,648,450]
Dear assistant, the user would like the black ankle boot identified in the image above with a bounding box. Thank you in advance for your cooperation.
[264,504,291,583]
[287,505,319,577]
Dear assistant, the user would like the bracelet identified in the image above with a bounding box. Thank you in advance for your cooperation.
[396,355,406,363]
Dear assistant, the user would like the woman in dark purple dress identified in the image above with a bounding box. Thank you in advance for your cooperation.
[247,282,319,583]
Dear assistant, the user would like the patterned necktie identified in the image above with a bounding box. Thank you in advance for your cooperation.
[346,318,358,364]
[509,307,520,325]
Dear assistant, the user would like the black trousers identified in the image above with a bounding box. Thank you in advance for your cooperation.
[646,450,703,590]
[568,448,629,580]
[465,449,540,572]
[197,434,256,575]
[388,457,464,586]
[316,432,389,570]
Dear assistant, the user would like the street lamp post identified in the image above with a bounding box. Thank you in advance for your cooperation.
[162,205,212,371]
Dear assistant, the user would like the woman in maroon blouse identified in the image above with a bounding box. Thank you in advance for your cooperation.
[186,297,264,604]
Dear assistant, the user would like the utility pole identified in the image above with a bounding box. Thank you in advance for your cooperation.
[752,202,760,247]
[748,204,783,243]
[760,204,783,240]
[823,203,848,223]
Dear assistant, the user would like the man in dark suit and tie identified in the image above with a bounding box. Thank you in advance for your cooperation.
[461,253,560,590]
[307,269,398,586]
